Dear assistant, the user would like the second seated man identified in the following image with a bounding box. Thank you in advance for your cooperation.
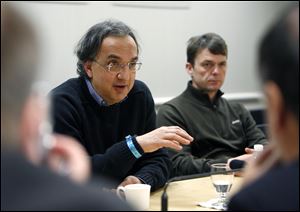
[156,33,267,177]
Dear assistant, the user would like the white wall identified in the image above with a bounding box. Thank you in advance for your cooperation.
[13,1,290,105]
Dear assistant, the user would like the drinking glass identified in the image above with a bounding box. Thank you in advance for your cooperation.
[210,163,234,210]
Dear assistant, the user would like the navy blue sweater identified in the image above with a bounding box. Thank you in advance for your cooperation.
[50,77,171,191]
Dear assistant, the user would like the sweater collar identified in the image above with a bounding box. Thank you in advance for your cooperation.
[185,80,224,106]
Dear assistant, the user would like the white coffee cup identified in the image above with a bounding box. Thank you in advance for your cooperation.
[116,184,151,210]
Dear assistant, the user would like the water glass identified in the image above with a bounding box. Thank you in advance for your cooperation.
[210,163,234,210]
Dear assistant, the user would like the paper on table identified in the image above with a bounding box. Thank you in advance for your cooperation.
[197,198,226,210]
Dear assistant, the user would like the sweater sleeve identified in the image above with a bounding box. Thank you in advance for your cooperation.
[91,140,141,179]
[168,146,230,176]
[132,148,171,191]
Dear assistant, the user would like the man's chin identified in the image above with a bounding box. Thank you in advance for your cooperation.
[109,96,127,105]
[207,86,220,92]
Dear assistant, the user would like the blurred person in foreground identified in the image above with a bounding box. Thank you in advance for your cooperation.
[228,4,299,211]
[1,3,131,210]
[50,19,193,191]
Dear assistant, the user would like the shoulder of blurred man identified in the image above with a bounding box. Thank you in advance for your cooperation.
[228,159,299,211]
[1,150,132,211]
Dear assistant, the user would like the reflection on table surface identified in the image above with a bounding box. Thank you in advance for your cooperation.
[150,176,243,211]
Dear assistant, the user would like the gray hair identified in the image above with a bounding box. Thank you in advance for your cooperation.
[75,20,140,78]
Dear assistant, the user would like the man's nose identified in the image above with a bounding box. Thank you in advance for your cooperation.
[117,66,130,80]
[211,65,220,74]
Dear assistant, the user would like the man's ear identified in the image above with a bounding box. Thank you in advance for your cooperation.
[264,82,286,135]
[186,62,193,77]
[84,61,93,78]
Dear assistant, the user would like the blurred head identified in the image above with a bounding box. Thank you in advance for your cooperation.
[75,20,140,105]
[258,4,299,161]
[1,3,39,147]
[186,33,228,99]
[1,4,91,181]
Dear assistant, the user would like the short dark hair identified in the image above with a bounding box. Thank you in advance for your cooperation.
[187,33,227,65]
[75,20,140,78]
[258,4,299,119]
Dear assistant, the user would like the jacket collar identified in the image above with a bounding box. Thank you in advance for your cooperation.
[185,80,224,107]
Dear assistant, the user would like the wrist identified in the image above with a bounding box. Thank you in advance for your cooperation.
[126,135,143,159]
[135,135,145,152]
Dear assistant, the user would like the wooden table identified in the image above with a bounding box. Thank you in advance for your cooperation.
[149,176,243,211]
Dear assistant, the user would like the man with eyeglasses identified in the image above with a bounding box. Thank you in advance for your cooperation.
[50,20,193,191]
[156,33,267,177]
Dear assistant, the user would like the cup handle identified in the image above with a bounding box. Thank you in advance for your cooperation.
[116,186,125,200]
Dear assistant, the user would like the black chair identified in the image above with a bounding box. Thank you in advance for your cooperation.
[250,109,268,137]
[256,123,268,137]
[250,109,266,125]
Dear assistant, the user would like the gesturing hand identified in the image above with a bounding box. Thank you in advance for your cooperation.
[136,126,193,153]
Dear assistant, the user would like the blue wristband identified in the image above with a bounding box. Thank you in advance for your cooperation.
[126,135,142,159]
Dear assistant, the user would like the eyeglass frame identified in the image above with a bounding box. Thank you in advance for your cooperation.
[92,59,142,73]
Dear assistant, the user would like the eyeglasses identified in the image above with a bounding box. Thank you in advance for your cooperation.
[93,60,142,73]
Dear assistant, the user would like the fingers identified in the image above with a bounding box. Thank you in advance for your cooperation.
[154,126,193,151]
[167,126,194,141]
[161,126,193,145]
[136,126,193,153]
[119,176,142,187]
[47,134,91,183]
[160,139,183,151]
[245,147,254,154]
[164,133,190,146]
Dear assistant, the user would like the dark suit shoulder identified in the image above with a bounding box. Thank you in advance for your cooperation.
[1,151,131,211]
[228,160,299,211]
